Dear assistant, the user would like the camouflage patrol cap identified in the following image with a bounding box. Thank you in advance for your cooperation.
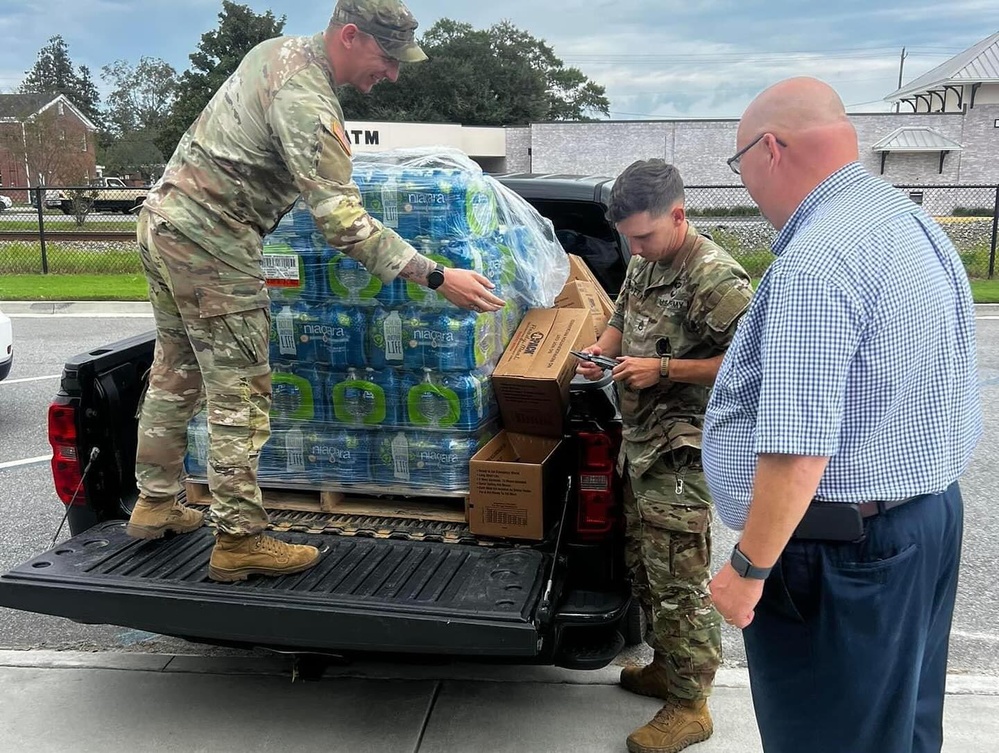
[331,0,428,63]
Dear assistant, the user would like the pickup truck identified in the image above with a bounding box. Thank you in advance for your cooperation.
[46,176,148,215]
[0,174,638,669]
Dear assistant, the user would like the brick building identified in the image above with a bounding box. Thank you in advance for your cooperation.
[0,93,98,203]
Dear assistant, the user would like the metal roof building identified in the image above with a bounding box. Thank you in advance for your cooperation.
[885,31,999,112]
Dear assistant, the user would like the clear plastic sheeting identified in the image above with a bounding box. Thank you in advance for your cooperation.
[350,146,569,309]
[184,146,570,496]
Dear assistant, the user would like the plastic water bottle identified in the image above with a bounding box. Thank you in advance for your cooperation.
[396,169,424,241]
[435,309,497,372]
[270,301,300,365]
[330,367,400,428]
[259,422,308,484]
[402,369,493,430]
[368,307,406,370]
[478,235,518,300]
[465,176,499,238]
[305,429,371,485]
[270,365,323,423]
[183,412,209,477]
[409,431,486,491]
[372,430,423,488]
[324,305,368,369]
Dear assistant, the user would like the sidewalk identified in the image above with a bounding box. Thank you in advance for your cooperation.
[1,651,997,752]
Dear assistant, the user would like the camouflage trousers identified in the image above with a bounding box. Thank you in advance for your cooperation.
[623,455,723,701]
[135,208,272,535]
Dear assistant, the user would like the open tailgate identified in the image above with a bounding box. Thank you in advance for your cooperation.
[0,521,548,656]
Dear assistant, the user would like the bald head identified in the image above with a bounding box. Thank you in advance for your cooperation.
[741,77,849,137]
[735,77,860,230]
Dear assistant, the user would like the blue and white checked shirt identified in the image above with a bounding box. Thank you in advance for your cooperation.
[703,162,983,530]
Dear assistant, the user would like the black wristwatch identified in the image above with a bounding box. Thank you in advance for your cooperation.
[427,263,446,290]
[730,543,772,580]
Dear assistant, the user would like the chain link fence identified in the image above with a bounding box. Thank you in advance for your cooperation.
[1,182,997,279]
[0,186,143,275]
[685,184,999,280]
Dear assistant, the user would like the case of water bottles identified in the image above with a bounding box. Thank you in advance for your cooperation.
[184,147,571,497]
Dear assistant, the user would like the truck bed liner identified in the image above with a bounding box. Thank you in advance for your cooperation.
[0,522,548,656]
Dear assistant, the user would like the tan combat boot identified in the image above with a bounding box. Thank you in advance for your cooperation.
[125,496,204,540]
[626,697,713,753]
[620,652,672,700]
[208,532,320,583]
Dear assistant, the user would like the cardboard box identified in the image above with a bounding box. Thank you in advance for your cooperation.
[492,307,594,438]
[467,431,563,540]
[566,254,616,322]
[555,279,609,342]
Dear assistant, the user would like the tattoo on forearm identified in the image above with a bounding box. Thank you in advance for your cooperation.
[399,254,434,285]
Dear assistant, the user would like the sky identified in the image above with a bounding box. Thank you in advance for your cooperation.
[0,0,996,120]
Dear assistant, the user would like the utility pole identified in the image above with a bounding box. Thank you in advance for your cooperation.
[895,47,908,113]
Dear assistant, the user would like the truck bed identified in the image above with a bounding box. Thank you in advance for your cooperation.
[0,519,549,657]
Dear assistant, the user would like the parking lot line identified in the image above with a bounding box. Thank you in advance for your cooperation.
[0,455,52,471]
[0,375,60,385]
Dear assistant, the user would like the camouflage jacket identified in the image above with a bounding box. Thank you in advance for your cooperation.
[144,32,416,283]
[609,222,753,478]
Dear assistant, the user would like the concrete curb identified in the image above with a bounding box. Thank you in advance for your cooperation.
[0,301,153,316]
[0,650,995,695]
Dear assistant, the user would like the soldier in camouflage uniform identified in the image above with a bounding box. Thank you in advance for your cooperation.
[577,159,753,753]
[125,0,505,582]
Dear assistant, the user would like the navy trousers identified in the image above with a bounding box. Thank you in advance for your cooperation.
[743,483,964,753]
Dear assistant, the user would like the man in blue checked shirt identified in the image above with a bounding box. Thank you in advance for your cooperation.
[703,76,982,753]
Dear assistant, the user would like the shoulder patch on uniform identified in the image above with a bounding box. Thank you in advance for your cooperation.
[331,120,351,155]
[706,284,752,333]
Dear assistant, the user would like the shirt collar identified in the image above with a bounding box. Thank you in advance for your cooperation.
[772,161,866,256]
[311,32,339,87]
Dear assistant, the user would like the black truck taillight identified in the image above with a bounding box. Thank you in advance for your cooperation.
[575,430,617,539]
[48,403,86,506]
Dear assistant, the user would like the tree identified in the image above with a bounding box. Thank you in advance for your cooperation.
[338,19,609,126]
[19,36,102,127]
[156,1,286,158]
[101,58,178,178]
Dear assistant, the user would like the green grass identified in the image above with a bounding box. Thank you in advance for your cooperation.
[0,242,142,275]
[0,274,149,301]
[970,279,999,303]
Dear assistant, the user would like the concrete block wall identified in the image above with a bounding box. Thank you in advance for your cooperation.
[510,108,999,192]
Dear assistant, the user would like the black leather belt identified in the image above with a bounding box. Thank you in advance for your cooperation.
[792,496,916,542]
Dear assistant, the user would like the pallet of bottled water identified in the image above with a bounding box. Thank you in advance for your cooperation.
[184,147,570,498]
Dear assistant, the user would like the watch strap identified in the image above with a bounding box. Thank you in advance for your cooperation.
[731,543,772,580]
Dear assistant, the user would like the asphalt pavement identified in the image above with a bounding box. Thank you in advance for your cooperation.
[0,302,998,753]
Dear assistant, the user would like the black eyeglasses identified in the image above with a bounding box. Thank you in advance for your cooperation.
[726,133,787,175]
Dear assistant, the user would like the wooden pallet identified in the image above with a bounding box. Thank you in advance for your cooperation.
[183,479,467,524]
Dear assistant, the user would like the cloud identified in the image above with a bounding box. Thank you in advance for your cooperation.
[0,0,993,120]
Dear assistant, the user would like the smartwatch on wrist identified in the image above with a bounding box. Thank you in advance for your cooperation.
[427,263,446,291]
[730,543,772,580]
